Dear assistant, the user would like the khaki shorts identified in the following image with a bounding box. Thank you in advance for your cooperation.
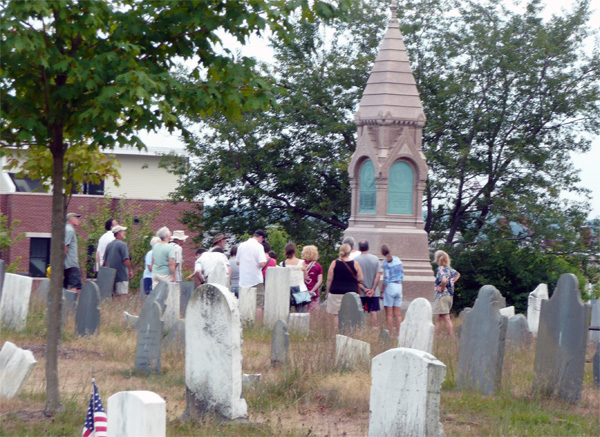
[433,294,453,315]
[152,272,172,288]
[255,283,265,309]
[114,281,129,296]
[326,293,344,315]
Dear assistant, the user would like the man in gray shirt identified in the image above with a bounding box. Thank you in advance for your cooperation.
[354,240,382,327]
[103,225,133,300]
[64,212,82,293]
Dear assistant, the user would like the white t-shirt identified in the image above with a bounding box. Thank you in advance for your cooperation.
[96,230,115,270]
[199,252,229,282]
[170,242,183,282]
[237,237,267,288]
[349,250,361,260]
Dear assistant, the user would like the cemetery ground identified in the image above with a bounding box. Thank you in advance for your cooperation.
[1,294,599,436]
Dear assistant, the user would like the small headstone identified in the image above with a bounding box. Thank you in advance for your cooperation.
[75,282,101,336]
[398,297,434,353]
[338,292,365,334]
[263,267,291,329]
[238,286,256,325]
[36,279,51,302]
[498,295,507,309]
[335,334,370,370]
[288,313,310,334]
[184,283,247,420]
[379,329,391,346]
[369,347,446,437]
[163,318,185,351]
[527,284,549,336]
[592,342,599,388]
[590,299,600,342]
[457,285,507,395]
[271,319,290,366]
[180,282,195,317]
[458,307,471,319]
[499,306,515,318]
[163,282,180,333]
[107,390,166,437]
[506,314,533,348]
[0,273,33,332]
[533,273,591,403]
[242,374,261,391]
[96,266,117,300]
[135,301,163,373]
[124,311,138,328]
[136,281,169,330]
[0,341,37,398]
[0,259,5,301]
[62,288,78,311]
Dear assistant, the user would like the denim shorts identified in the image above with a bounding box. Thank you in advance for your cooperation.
[383,282,402,307]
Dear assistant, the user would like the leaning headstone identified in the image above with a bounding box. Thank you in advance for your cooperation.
[589,299,600,342]
[527,284,549,336]
[338,292,365,335]
[0,259,5,301]
[335,334,370,370]
[369,347,446,437]
[136,281,168,330]
[184,283,247,420]
[96,266,117,300]
[62,288,78,312]
[592,342,599,388]
[75,282,101,336]
[36,278,51,302]
[107,390,166,437]
[270,319,289,366]
[238,286,256,325]
[457,285,507,395]
[533,273,591,403]
[163,282,180,333]
[180,282,196,317]
[0,273,33,332]
[506,314,533,349]
[135,301,163,373]
[499,306,515,318]
[398,297,434,353]
[0,341,37,398]
[263,267,291,330]
[288,313,310,335]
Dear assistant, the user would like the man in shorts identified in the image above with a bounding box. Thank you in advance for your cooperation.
[64,212,83,293]
[237,230,267,325]
[354,240,382,328]
[103,225,133,299]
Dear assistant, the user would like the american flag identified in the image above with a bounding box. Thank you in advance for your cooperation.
[82,380,107,437]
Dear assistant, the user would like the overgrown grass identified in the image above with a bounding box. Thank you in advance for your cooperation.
[1,294,599,436]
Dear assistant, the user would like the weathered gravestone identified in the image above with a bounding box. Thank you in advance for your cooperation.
[398,297,434,353]
[97,266,117,300]
[533,273,591,403]
[163,282,180,333]
[457,285,507,395]
[0,341,37,398]
[124,311,138,328]
[184,283,247,421]
[458,307,471,319]
[590,298,600,342]
[379,329,391,346]
[242,374,261,391]
[0,259,5,302]
[0,273,33,332]
[527,284,548,337]
[335,334,370,370]
[506,314,533,349]
[238,286,256,325]
[263,267,290,330]
[135,301,163,373]
[499,306,515,318]
[107,390,166,437]
[288,313,310,335]
[62,288,78,311]
[270,319,289,366]
[369,347,446,437]
[593,342,599,388]
[180,281,196,317]
[136,281,168,330]
[338,292,365,334]
[75,282,101,336]
[164,319,185,351]
[36,278,51,302]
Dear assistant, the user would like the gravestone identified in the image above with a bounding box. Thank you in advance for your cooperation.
[36,278,51,302]
[590,299,600,342]
[62,289,78,311]
[238,286,256,325]
[458,307,471,319]
[107,390,166,437]
[0,273,33,332]
[0,259,5,301]
[75,282,101,336]
[527,284,548,336]
[457,285,507,395]
[498,295,507,309]
[338,292,365,334]
[533,273,591,403]
[499,306,515,318]
[242,374,261,391]
[398,297,434,353]
[180,282,196,317]
[369,347,446,437]
[379,329,391,346]
[164,319,185,351]
[288,313,310,335]
[135,301,163,373]
[335,334,370,370]
[184,283,247,420]
[270,319,289,366]
[97,266,117,300]
[124,311,138,328]
[163,282,180,332]
[506,314,532,349]
[136,281,169,330]
[263,267,290,330]
[0,341,37,398]
[593,342,599,388]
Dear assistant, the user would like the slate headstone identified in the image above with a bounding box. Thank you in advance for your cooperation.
[458,307,471,319]
[163,282,180,333]
[379,329,391,346]
[107,391,166,437]
[398,297,434,353]
[335,334,370,370]
[338,292,365,335]
[0,273,33,332]
[457,285,507,395]
[506,314,533,349]
[0,341,37,398]
[238,286,256,325]
[527,284,549,336]
[270,319,289,366]
[498,295,507,309]
[163,318,185,351]
[180,281,196,317]
[590,298,600,342]
[75,282,101,336]
[136,281,169,330]
[96,266,116,300]
[593,342,599,389]
[135,301,163,373]
[369,347,446,437]
[533,273,591,403]
[0,259,5,302]
[184,283,247,421]
[263,267,290,329]
[36,278,51,302]
[62,288,78,311]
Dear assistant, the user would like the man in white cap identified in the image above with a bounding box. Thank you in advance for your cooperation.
[170,230,189,283]
[96,218,118,272]
[64,212,83,293]
[103,225,133,299]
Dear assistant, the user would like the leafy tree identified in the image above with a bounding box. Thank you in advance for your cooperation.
[0,0,348,414]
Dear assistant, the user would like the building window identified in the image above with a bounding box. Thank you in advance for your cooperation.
[8,173,45,193]
[29,237,51,277]
[73,180,104,195]
[359,160,376,213]
[388,161,414,214]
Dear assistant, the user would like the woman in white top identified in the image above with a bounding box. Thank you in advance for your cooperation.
[280,242,309,312]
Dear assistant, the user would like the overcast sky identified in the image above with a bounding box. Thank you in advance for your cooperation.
[139,0,599,218]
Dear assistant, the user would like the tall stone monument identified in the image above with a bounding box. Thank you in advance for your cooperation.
[344,1,433,301]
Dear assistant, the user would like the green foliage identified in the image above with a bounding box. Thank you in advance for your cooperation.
[0,212,24,272]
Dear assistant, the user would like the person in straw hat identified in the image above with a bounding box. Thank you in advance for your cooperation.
[170,230,189,283]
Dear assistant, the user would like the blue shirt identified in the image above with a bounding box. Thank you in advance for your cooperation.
[382,256,403,286]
